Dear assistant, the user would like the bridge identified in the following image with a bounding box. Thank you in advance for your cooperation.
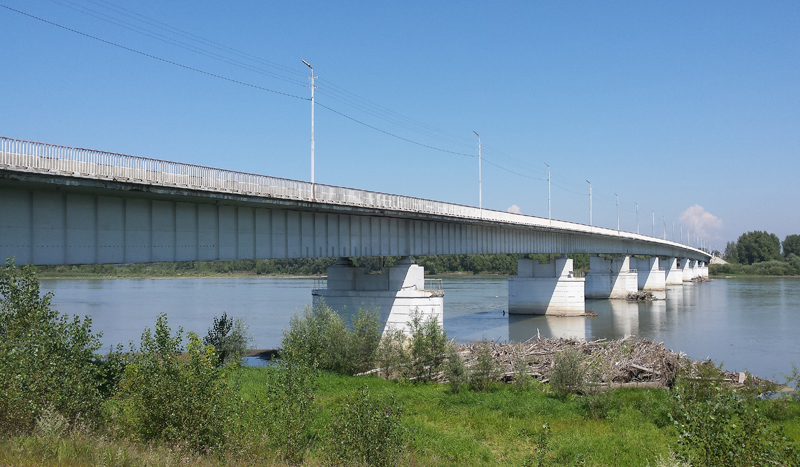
[0,136,710,331]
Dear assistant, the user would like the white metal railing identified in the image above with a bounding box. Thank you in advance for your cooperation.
[424,278,443,291]
[0,136,709,259]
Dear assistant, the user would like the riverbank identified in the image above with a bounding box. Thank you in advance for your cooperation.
[2,365,798,467]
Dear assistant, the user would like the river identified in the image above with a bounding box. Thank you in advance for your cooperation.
[39,275,799,380]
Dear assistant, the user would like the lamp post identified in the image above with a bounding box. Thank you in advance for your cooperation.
[615,193,619,233]
[473,131,481,213]
[636,203,639,234]
[586,180,592,227]
[302,59,317,199]
[545,162,551,225]
[652,211,655,237]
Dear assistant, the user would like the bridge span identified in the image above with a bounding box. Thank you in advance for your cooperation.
[0,137,710,330]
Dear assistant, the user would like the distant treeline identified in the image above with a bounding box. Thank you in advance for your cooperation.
[34,254,595,278]
[712,231,800,276]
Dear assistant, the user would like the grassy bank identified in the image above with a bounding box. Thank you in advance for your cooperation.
[2,367,799,466]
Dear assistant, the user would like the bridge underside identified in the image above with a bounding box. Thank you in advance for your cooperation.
[1,170,703,265]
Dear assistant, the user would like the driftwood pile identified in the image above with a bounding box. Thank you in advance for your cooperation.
[436,336,680,388]
[424,336,770,390]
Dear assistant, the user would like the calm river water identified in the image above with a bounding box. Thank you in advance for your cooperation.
[40,275,799,380]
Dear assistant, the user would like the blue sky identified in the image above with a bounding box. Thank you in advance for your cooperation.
[2,1,798,252]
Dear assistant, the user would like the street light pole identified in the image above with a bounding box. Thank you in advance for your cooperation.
[586,180,592,227]
[636,203,639,234]
[302,59,317,199]
[663,216,666,239]
[473,131,481,213]
[545,162,551,225]
[652,211,655,237]
[615,193,619,233]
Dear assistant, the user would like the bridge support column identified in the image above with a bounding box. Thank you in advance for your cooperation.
[508,255,585,316]
[664,257,683,286]
[681,259,696,282]
[584,255,638,299]
[632,256,666,293]
[312,256,443,334]
[700,261,709,279]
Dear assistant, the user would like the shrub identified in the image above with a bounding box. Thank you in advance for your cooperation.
[262,334,319,465]
[0,258,103,435]
[469,339,500,391]
[282,301,381,376]
[347,307,382,374]
[111,314,237,452]
[203,312,252,366]
[327,386,409,467]
[674,359,726,402]
[375,327,409,379]
[549,346,587,397]
[407,308,448,382]
[443,345,468,393]
[671,387,799,466]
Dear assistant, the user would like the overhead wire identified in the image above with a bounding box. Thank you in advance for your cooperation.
[0,4,309,100]
[3,1,660,225]
[88,0,307,78]
[45,0,309,89]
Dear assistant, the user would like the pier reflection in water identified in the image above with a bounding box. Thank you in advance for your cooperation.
[41,275,799,379]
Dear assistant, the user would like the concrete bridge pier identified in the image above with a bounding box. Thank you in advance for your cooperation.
[632,256,666,295]
[584,255,638,299]
[681,259,697,282]
[699,261,709,279]
[508,255,586,316]
[664,257,684,286]
[312,256,443,334]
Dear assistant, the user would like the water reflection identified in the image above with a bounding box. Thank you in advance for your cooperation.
[508,314,586,341]
[40,276,800,379]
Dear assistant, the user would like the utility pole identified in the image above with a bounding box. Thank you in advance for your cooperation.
[615,193,619,233]
[586,180,592,227]
[302,59,317,199]
[473,131,482,213]
[545,162,551,225]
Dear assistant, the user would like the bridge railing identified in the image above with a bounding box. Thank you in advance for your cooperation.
[0,136,708,259]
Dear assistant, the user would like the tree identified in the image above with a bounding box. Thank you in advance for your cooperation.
[733,231,781,265]
[0,258,103,434]
[783,234,800,259]
[723,241,738,263]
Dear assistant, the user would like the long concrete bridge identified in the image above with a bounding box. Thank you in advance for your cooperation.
[0,137,710,331]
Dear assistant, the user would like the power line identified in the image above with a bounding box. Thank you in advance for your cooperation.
[0,3,308,100]
[315,102,475,158]
[45,0,309,89]
[89,0,307,78]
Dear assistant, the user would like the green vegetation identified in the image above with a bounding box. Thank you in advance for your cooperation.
[0,258,104,435]
[714,231,800,276]
[33,253,595,278]
[203,312,253,366]
[2,260,799,466]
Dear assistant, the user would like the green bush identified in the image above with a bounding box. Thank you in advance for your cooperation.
[203,312,252,366]
[327,386,409,467]
[281,301,381,376]
[262,333,320,465]
[443,345,468,394]
[375,327,410,379]
[111,313,237,452]
[0,258,103,435]
[407,308,448,382]
[549,346,587,397]
[469,339,500,392]
[671,387,799,466]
